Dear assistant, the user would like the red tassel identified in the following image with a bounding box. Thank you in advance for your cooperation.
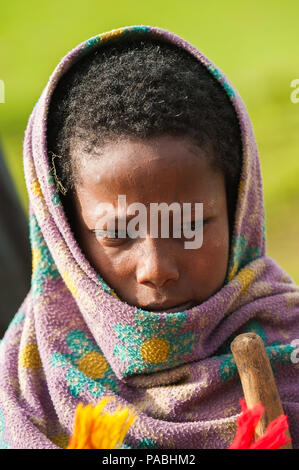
[228,398,291,449]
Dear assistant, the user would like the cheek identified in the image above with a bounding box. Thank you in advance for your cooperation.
[80,231,135,281]
[71,198,136,284]
[189,223,230,283]
[78,231,99,265]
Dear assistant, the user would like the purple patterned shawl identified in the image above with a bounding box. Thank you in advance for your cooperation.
[0,25,299,449]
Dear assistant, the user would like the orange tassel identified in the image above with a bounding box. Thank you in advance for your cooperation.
[67,396,136,449]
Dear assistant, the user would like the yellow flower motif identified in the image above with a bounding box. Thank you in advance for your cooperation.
[61,269,78,298]
[111,291,120,300]
[67,397,136,449]
[20,344,42,369]
[100,28,125,42]
[236,267,255,295]
[31,179,42,197]
[32,247,41,275]
[78,352,108,379]
[140,338,170,363]
[227,262,238,282]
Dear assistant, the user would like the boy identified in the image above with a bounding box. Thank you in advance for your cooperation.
[0,25,298,449]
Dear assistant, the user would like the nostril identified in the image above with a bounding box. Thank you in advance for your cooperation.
[136,257,179,288]
[136,271,179,289]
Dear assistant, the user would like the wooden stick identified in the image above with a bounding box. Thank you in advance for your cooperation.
[230,332,292,449]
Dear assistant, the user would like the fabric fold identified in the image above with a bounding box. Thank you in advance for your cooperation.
[0,24,298,449]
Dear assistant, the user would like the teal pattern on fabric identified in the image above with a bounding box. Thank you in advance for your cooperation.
[113,310,198,376]
[30,215,60,298]
[244,319,267,344]
[123,25,151,36]
[225,234,262,284]
[51,329,119,398]
[267,343,296,371]
[48,172,55,186]
[219,340,296,382]
[82,26,150,55]
[219,353,237,382]
[6,311,25,332]
[136,437,158,449]
[207,65,236,98]
[218,321,294,381]
[219,321,274,381]
[48,170,64,206]
[215,319,266,356]
[51,193,61,207]
[121,437,158,449]
[0,410,9,449]
[85,35,102,50]
[97,273,117,296]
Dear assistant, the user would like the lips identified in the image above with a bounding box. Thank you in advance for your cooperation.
[143,300,195,313]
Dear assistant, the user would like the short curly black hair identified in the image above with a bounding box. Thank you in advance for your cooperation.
[47,38,242,233]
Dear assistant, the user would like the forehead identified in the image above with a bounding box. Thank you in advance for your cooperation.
[73,135,225,208]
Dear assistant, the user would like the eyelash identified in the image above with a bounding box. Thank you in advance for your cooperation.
[92,220,208,243]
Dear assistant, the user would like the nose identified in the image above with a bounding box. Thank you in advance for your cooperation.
[136,236,179,289]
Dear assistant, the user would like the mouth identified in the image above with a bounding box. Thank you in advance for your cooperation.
[142,300,196,313]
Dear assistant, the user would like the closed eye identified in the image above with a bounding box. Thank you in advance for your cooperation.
[92,229,128,239]
[91,219,209,242]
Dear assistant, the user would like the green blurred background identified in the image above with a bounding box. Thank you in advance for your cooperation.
[0,0,298,282]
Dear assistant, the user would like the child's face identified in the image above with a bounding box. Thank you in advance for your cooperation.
[70,135,230,312]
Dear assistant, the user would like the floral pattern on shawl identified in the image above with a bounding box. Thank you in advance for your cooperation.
[113,310,198,376]
[51,329,119,398]
[0,24,298,449]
